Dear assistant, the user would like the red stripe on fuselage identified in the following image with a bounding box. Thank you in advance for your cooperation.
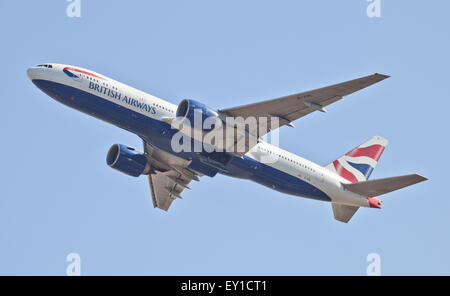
[333,160,358,183]
[63,67,105,80]
[346,144,385,161]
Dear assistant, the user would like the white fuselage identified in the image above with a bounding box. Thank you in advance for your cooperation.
[27,63,372,208]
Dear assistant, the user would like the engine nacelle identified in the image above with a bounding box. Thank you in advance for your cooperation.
[176,99,221,131]
[106,144,149,177]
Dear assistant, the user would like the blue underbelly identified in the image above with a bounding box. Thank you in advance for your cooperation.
[224,156,331,201]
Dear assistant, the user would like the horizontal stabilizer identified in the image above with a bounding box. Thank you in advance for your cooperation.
[332,203,359,223]
[343,174,427,197]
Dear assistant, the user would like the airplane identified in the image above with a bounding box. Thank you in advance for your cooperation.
[27,63,427,223]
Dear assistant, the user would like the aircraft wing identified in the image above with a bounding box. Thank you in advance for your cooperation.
[219,73,389,131]
[143,142,200,211]
[148,170,194,211]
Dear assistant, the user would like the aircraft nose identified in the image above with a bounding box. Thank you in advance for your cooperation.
[26,67,38,81]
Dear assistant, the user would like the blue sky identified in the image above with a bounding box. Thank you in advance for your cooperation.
[1,0,449,275]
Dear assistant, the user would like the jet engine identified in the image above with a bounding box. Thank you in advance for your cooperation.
[176,99,221,131]
[106,144,150,177]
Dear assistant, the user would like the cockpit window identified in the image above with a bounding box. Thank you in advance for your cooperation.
[36,64,52,68]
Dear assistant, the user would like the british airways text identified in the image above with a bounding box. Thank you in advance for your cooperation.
[88,82,156,114]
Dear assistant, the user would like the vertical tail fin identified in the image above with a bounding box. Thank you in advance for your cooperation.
[325,136,388,183]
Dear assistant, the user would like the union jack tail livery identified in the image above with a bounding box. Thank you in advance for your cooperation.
[325,136,388,183]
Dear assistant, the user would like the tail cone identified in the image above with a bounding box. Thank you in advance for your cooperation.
[367,197,382,209]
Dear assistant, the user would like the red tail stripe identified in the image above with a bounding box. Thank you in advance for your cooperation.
[333,160,358,183]
[64,67,105,80]
[346,144,385,161]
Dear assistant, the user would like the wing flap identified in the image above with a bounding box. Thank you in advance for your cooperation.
[144,141,200,211]
[148,170,192,211]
